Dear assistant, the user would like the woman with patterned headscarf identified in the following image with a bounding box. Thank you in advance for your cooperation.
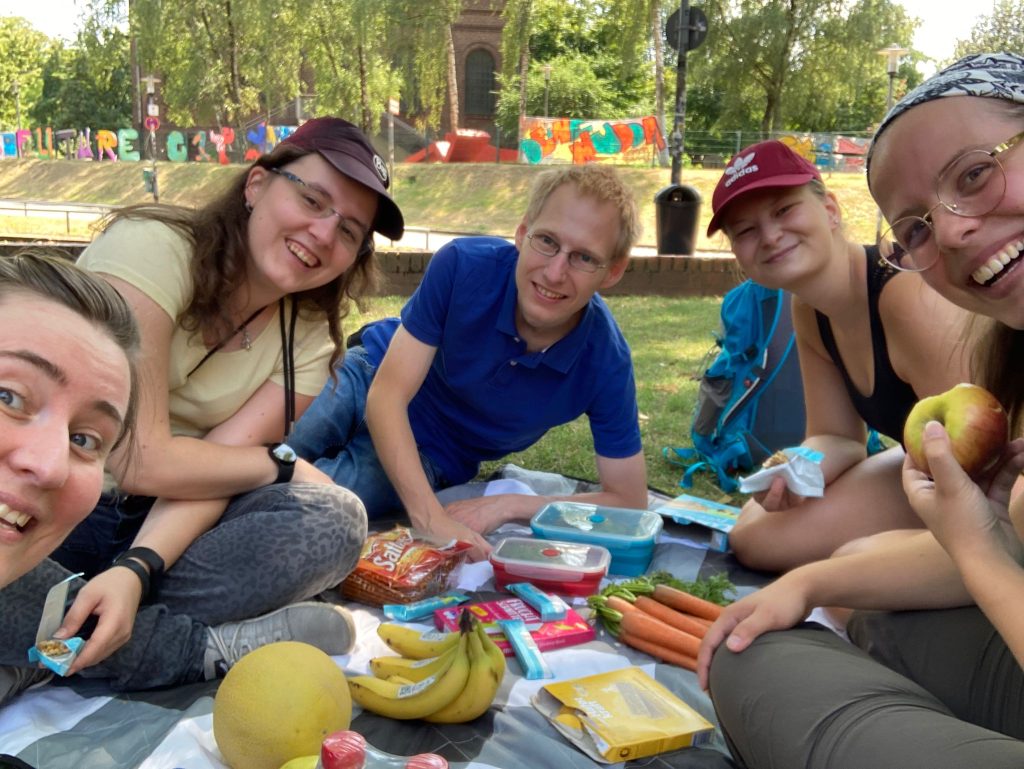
[697,53,1024,769]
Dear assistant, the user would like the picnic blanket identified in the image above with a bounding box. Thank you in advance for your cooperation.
[0,466,772,769]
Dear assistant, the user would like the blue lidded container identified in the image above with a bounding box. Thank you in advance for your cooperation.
[530,502,663,576]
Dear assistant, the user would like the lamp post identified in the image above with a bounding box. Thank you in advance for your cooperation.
[875,44,908,238]
[542,64,552,119]
[877,43,909,115]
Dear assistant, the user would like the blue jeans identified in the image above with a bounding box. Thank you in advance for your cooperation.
[289,345,447,518]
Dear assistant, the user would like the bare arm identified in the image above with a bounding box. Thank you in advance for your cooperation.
[365,325,491,559]
[881,271,971,397]
[905,426,1024,667]
[445,450,648,531]
[791,297,868,483]
[103,275,290,499]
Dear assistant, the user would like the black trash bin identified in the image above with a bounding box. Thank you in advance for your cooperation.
[654,183,702,255]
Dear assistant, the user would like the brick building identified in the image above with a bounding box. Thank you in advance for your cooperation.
[448,0,506,137]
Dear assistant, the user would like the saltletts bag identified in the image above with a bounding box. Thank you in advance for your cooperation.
[664,280,806,492]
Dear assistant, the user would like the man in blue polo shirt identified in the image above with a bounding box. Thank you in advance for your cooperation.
[289,165,647,559]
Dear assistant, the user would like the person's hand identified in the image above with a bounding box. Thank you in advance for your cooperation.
[444,494,537,534]
[421,512,492,562]
[750,476,804,512]
[56,567,145,674]
[696,574,812,690]
[291,458,335,486]
[903,422,1024,565]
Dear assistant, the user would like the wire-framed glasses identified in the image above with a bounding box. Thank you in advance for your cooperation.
[269,168,370,253]
[526,232,608,273]
[880,129,1024,272]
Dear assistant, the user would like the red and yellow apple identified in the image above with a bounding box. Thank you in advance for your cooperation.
[903,383,1009,477]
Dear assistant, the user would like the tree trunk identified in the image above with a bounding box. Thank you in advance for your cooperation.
[358,43,371,134]
[650,0,667,166]
[446,23,459,132]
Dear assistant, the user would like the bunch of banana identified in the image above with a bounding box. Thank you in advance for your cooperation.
[349,612,506,723]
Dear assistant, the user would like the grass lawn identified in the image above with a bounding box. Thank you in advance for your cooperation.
[348,294,734,503]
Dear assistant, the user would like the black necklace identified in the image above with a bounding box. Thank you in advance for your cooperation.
[186,306,267,378]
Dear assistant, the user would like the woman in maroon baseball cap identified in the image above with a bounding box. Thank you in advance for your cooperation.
[32,118,406,691]
[706,139,969,573]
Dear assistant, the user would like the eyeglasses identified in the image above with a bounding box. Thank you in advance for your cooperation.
[268,168,371,253]
[880,129,1024,271]
[526,232,609,273]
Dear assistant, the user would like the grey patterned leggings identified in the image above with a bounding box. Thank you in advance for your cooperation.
[0,482,366,692]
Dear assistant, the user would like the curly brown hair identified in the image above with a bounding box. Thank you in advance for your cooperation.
[97,142,380,373]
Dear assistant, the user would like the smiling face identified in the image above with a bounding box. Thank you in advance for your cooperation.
[870,97,1024,328]
[513,183,627,349]
[0,293,131,588]
[243,152,379,303]
[721,184,840,289]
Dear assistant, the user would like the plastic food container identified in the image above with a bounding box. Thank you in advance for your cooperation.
[489,537,610,596]
[530,502,663,576]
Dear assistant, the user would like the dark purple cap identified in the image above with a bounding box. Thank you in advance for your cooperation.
[282,117,404,240]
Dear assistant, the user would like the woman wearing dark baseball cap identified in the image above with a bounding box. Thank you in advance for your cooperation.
[42,117,406,687]
[705,139,969,573]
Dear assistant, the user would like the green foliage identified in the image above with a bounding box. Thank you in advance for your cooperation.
[689,0,919,135]
[0,16,52,130]
[952,1,1024,65]
[32,23,131,130]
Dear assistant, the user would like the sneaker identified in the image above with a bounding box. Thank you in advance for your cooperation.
[0,665,53,706]
[203,602,356,678]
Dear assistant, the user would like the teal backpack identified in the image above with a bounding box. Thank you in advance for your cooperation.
[665,280,806,492]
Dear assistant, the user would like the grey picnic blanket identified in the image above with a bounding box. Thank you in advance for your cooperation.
[0,466,770,769]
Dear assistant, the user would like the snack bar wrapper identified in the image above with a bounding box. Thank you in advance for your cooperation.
[738,447,825,498]
[27,572,85,676]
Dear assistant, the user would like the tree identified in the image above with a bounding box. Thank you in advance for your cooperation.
[687,0,920,138]
[0,17,52,131]
[952,0,1024,63]
[32,21,131,130]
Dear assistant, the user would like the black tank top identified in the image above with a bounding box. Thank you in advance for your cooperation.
[814,245,917,442]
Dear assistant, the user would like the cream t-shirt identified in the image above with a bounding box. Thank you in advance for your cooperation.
[78,218,333,438]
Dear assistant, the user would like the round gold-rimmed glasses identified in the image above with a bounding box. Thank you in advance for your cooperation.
[880,129,1024,272]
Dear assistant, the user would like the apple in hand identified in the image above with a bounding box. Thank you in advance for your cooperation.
[903,383,1009,477]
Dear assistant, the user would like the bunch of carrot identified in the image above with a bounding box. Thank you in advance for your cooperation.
[588,576,730,672]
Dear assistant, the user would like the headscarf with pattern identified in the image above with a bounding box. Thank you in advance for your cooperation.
[867,52,1024,177]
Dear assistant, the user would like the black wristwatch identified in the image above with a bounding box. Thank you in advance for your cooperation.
[267,442,297,484]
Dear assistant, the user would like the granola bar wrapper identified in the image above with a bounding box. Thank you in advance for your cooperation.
[738,446,825,498]
[339,526,473,606]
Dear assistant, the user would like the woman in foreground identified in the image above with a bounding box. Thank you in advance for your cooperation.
[707,139,968,572]
[699,52,1024,769]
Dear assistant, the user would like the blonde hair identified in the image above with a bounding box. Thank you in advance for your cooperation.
[524,166,640,263]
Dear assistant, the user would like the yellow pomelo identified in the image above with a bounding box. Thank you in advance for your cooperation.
[213,641,351,769]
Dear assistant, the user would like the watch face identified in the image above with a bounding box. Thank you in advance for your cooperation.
[273,444,297,464]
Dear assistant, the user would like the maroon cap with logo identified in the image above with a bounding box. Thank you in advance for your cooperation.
[282,117,404,240]
[706,140,821,236]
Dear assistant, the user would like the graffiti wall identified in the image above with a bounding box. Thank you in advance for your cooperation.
[519,115,667,165]
[777,133,870,172]
[0,123,299,164]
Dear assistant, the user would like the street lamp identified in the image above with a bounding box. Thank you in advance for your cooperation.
[875,44,908,238]
[542,64,552,119]
[877,43,909,115]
